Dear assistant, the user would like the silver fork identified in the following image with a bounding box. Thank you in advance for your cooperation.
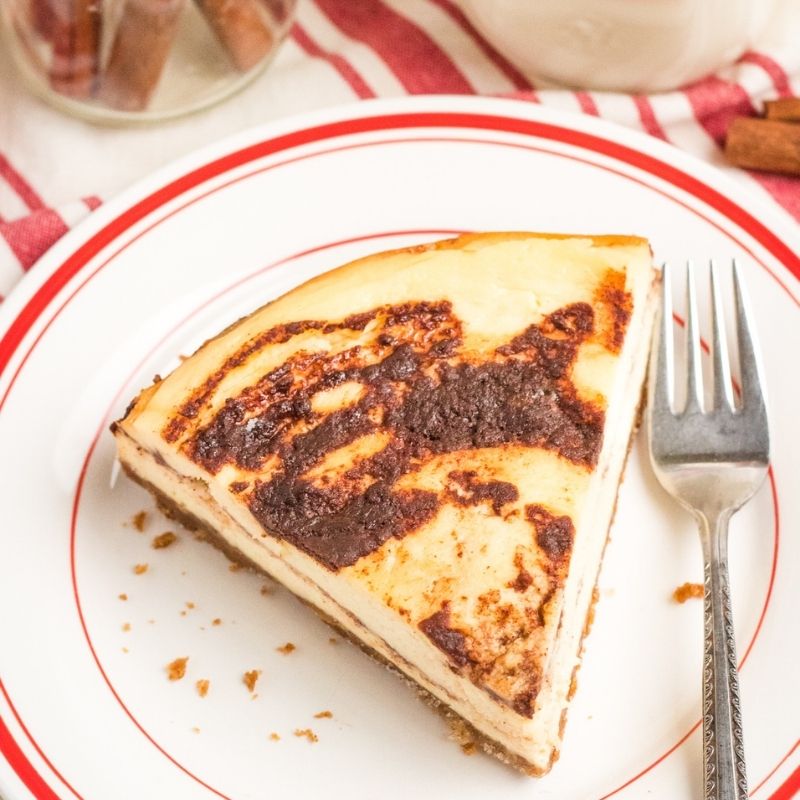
[648,260,770,800]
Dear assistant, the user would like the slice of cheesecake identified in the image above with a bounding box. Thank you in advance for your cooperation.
[113,232,657,774]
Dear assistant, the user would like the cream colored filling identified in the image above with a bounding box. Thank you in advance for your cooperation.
[115,234,659,772]
[114,278,655,773]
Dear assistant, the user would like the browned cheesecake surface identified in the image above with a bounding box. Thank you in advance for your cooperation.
[114,232,657,772]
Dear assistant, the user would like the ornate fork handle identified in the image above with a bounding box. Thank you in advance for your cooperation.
[699,511,749,800]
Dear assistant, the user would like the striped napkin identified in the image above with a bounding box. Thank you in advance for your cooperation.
[1,0,799,303]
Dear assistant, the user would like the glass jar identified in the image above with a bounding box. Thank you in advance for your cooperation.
[1,0,297,123]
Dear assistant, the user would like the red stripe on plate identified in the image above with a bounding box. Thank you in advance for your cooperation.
[683,75,800,221]
[0,680,84,800]
[291,23,377,99]
[313,0,474,94]
[0,154,45,212]
[754,740,800,795]
[426,0,533,91]
[0,714,61,800]
[770,766,800,800]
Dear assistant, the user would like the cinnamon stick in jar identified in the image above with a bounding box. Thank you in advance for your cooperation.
[725,117,800,176]
[31,0,54,39]
[98,0,185,111]
[49,0,103,99]
[194,0,274,72]
[258,0,291,25]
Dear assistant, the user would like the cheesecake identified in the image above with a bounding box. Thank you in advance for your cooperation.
[112,232,658,774]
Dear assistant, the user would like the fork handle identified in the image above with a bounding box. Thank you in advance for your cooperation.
[699,512,748,800]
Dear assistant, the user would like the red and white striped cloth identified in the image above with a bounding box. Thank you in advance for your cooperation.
[1,0,799,303]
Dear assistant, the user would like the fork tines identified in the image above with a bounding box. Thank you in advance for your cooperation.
[654,260,767,421]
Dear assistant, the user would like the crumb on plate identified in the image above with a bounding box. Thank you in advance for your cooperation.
[269,732,280,741]
[314,710,332,719]
[293,728,318,743]
[674,582,704,603]
[132,511,148,532]
[167,657,188,681]
[133,563,148,575]
[122,623,131,632]
[228,562,242,573]
[196,679,210,698]
[118,593,128,601]
[152,531,177,549]
[212,618,222,626]
[243,670,261,692]
[276,642,296,655]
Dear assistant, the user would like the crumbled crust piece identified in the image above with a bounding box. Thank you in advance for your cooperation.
[133,563,148,575]
[269,732,280,741]
[294,728,318,743]
[118,593,128,601]
[121,623,131,632]
[186,601,195,609]
[167,657,188,680]
[276,642,296,655]
[674,582,704,603]
[132,511,148,532]
[212,618,222,626]
[447,715,478,756]
[314,710,333,719]
[196,679,210,697]
[243,669,261,692]
[152,532,177,549]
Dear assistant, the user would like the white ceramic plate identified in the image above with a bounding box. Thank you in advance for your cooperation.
[0,97,797,800]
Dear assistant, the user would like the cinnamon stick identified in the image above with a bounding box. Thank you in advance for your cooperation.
[764,97,800,123]
[258,0,291,25]
[725,117,800,176]
[31,0,54,39]
[194,0,273,72]
[49,0,103,99]
[19,0,56,41]
[98,0,185,111]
